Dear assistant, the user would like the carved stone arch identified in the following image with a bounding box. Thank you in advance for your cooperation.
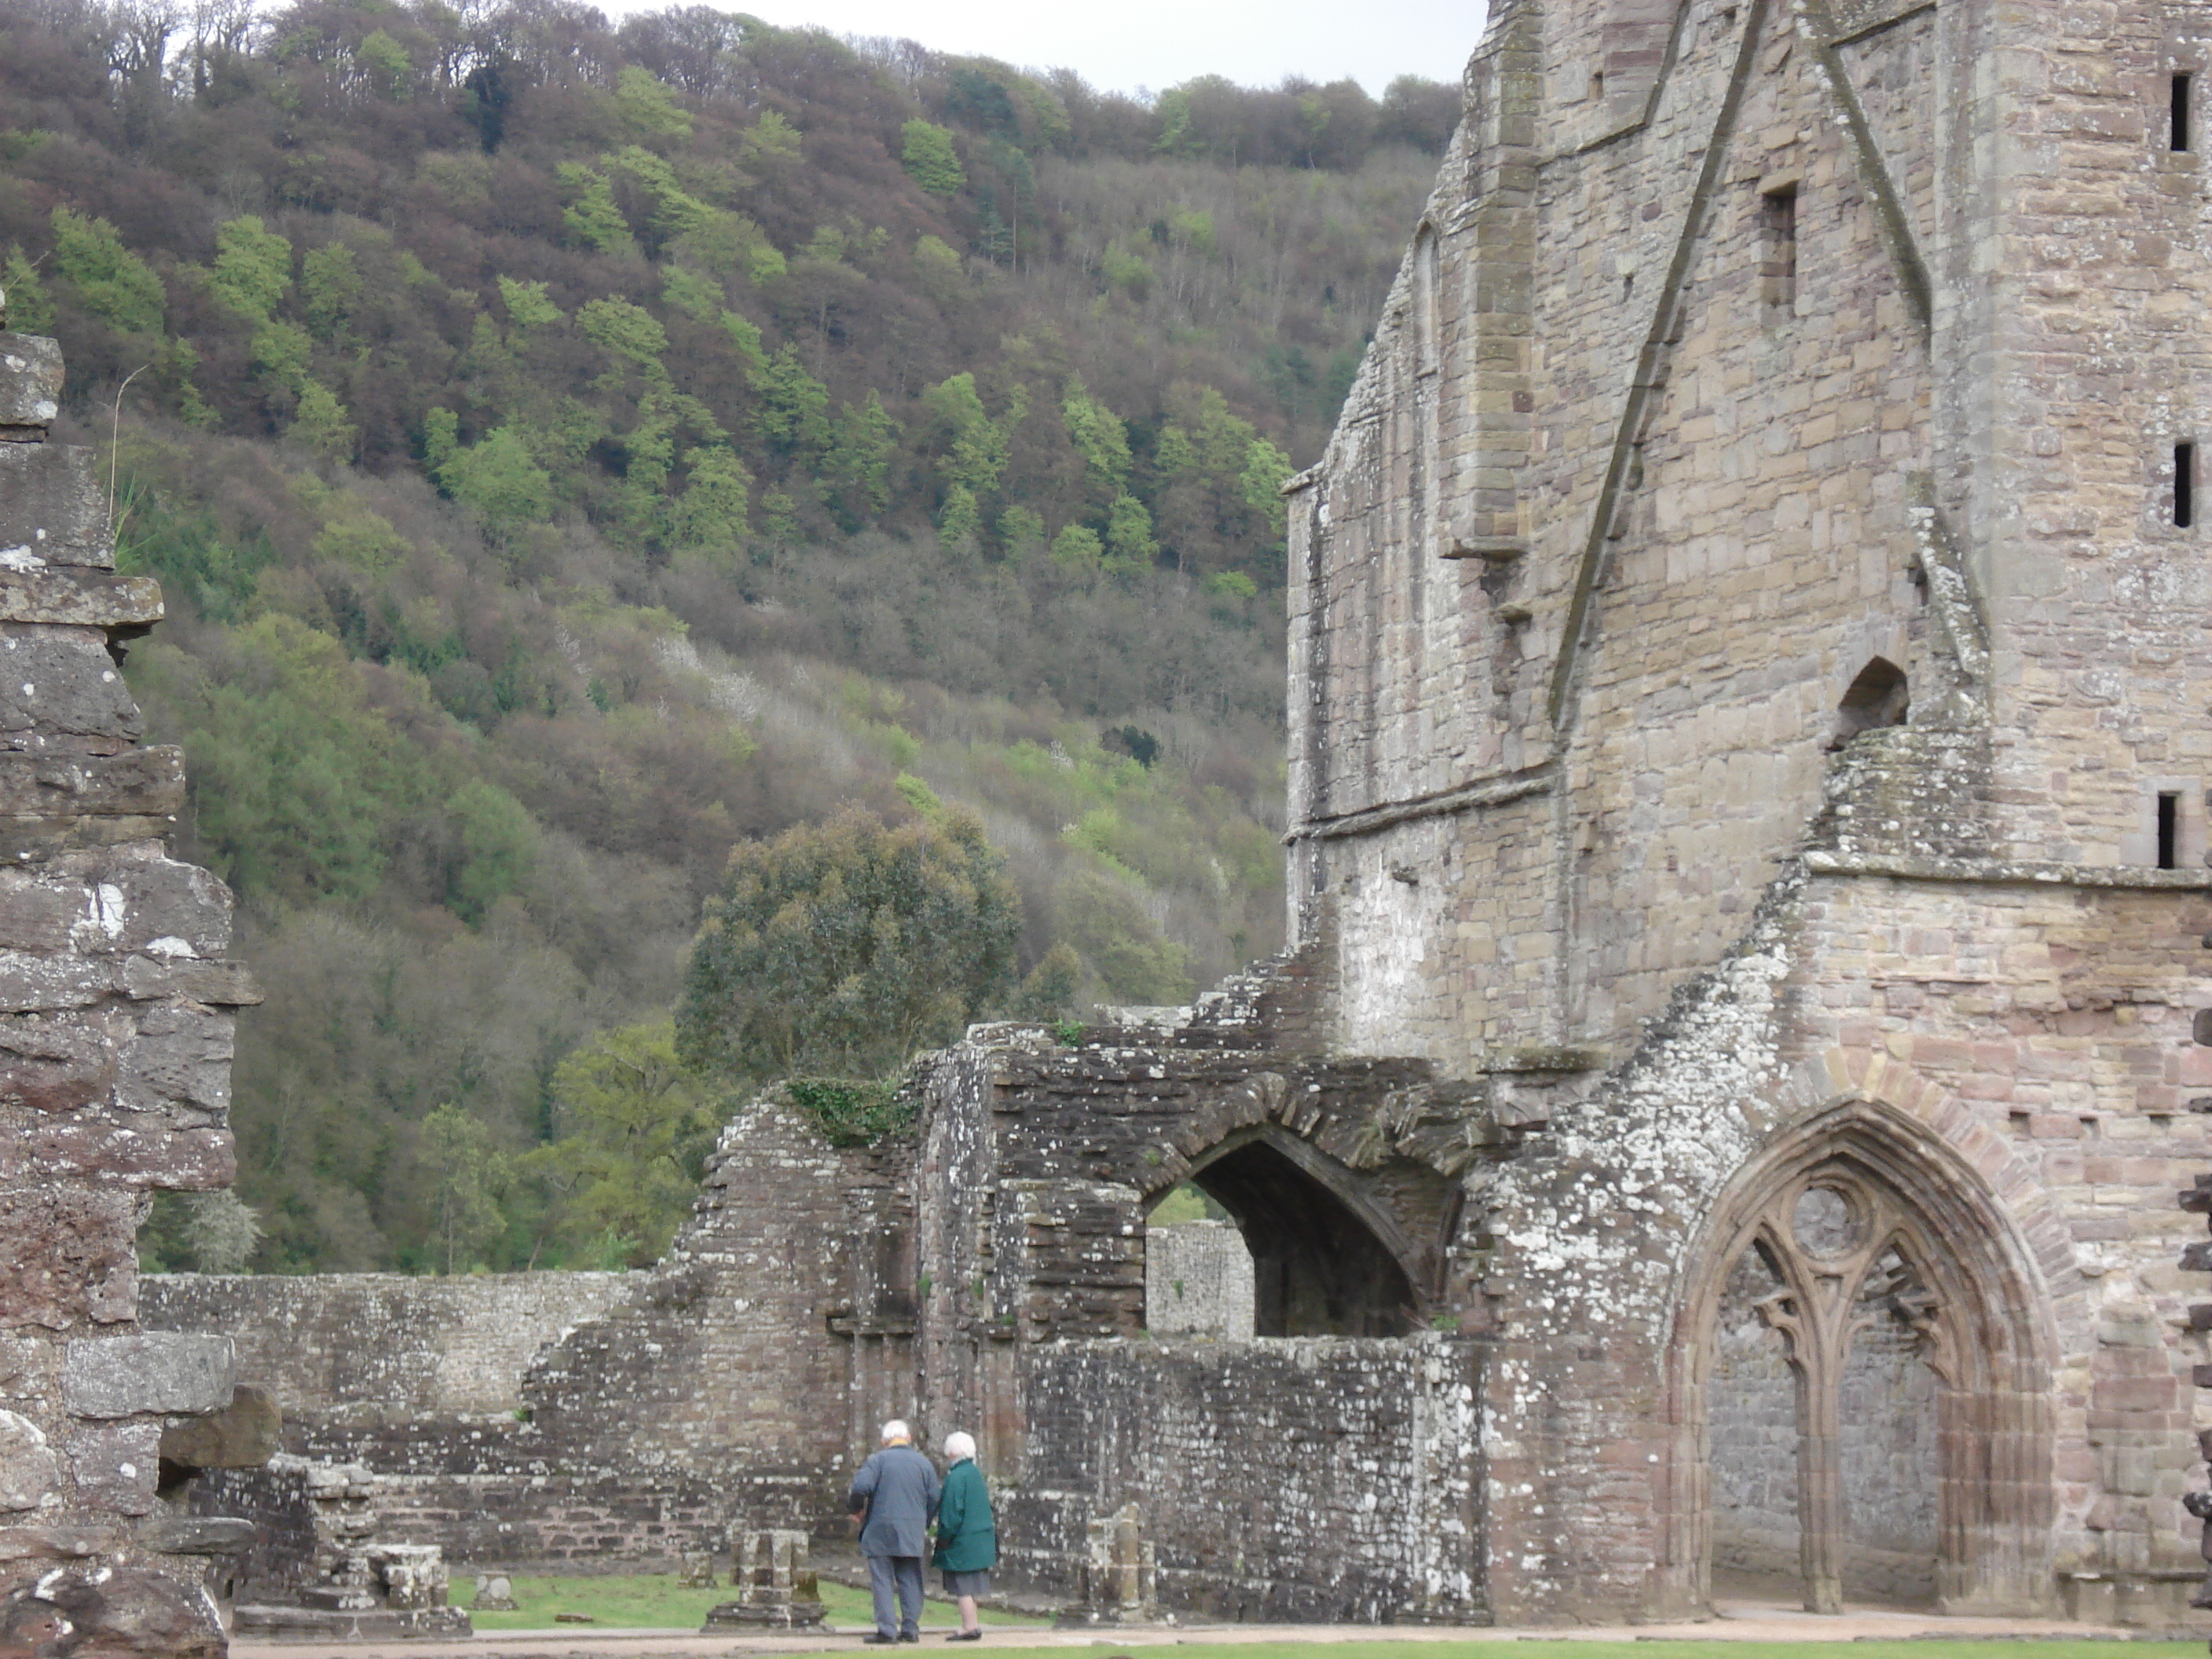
[1146,1117,1429,1339]
[1659,1096,2055,1619]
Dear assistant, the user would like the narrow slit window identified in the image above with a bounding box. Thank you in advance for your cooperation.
[2159,792,2181,870]
[2175,74,2194,152]
[1760,186,1798,309]
[2178,442,2196,527]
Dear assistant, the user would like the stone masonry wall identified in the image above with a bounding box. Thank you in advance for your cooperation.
[1144,1221,1254,1339]
[140,1271,632,1427]
[157,1096,916,1573]
[0,328,261,1652]
[1005,1336,1482,1623]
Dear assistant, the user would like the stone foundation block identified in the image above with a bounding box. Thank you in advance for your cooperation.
[64,1331,236,1417]
[0,443,112,568]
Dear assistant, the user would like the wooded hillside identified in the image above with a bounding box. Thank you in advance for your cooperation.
[0,0,1448,1271]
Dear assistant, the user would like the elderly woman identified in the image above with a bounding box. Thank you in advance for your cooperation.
[932,1431,997,1641]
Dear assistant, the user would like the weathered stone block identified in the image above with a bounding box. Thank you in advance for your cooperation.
[64,1420,159,1514]
[0,748,184,819]
[0,1187,138,1328]
[0,569,159,630]
[159,1384,281,1471]
[0,336,63,431]
[0,625,141,740]
[0,443,110,568]
[63,1332,235,1417]
[0,1411,59,1511]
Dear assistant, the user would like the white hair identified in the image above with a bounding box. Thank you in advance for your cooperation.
[880,1419,911,1445]
[943,1430,976,1462]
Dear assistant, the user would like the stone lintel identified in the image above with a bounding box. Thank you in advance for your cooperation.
[63,1332,236,1419]
[0,336,64,431]
[0,747,184,817]
[0,570,161,630]
[1287,764,1557,843]
[1480,1045,1609,1075]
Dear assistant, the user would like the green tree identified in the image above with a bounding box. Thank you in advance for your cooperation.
[301,243,362,339]
[1050,523,1103,570]
[525,1020,717,1266]
[614,64,692,139]
[822,391,899,529]
[1062,379,1132,493]
[446,780,540,923]
[677,805,1022,1084]
[50,208,163,333]
[901,120,965,195]
[210,215,293,322]
[666,446,753,559]
[2,247,56,335]
[421,1102,507,1274]
[1104,493,1158,569]
[440,427,555,527]
[749,346,831,456]
[496,274,561,333]
[357,27,413,97]
[291,378,356,461]
[134,615,434,903]
[558,165,638,256]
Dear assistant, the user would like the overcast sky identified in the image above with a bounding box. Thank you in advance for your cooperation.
[605,1,1492,100]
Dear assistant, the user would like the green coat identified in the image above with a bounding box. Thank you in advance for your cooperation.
[932,1458,997,1571]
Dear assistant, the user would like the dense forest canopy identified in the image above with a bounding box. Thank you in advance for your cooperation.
[0,0,1455,1272]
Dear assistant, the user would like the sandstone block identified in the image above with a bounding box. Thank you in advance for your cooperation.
[0,1012,123,1112]
[0,443,110,568]
[0,1412,58,1511]
[158,1383,280,1470]
[0,569,159,631]
[63,1419,157,1514]
[0,626,141,740]
[63,1332,235,1418]
[0,1562,225,1657]
[0,748,185,819]
[0,1188,137,1328]
[0,337,63,432]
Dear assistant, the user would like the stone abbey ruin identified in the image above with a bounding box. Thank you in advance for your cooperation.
[23,0,2212,1639]
[0,325,265,1650]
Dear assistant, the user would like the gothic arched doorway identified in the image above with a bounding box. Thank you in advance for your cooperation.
[1178,1126,1424,1338]
[1664,1101,2054,1617]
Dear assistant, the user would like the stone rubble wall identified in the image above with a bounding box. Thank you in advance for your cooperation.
[1005,1335,1482,1624]
[1144,1222,1254,1339]
[140,1270,634,1426]
[0,330,260,1653]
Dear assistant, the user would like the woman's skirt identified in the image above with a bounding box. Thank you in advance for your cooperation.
[940,1568,991,1598]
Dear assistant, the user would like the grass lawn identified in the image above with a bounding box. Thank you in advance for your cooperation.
[461,1571,1049,1632]
[892,1647,2202,1659]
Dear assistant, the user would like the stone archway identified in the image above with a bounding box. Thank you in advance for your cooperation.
[1180,1126,1424,1337]
[1662,1099,2054,1617]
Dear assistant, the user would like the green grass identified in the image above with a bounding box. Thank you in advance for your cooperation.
[881,1647,2200,1659]
[461,1572,1048,1632]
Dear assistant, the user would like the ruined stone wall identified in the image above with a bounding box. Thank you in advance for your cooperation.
[1269,0,2212,1629]
[141,1272,632,1426]
[0,330,261,1651]
[1144,1222,1254,1339]
[160,1096,917,1572]
[1004,1336,1482,1623]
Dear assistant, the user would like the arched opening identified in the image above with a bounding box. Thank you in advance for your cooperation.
[1832,657,1910,747]
[1143,1185,1254,1339]
[1152,1129,1423,1339]
[1664,1102,2053,1620]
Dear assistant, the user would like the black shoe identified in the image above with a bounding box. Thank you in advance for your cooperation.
[899,1634,921,1643]
[864,1635,898,1645]
[946,1631,983,1642]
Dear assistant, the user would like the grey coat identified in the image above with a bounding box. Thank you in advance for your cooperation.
[848,1444,941,1558]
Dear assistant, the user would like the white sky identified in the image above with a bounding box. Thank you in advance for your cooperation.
[604,0,1492,101]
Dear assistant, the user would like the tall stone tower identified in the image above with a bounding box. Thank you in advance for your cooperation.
[1283,0,2212,1627]
[0,328,259,1651]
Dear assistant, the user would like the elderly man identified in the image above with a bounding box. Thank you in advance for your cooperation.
[848,1419,941,1644]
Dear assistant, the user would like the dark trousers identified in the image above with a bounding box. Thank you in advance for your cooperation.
[867,1552,925,1636]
